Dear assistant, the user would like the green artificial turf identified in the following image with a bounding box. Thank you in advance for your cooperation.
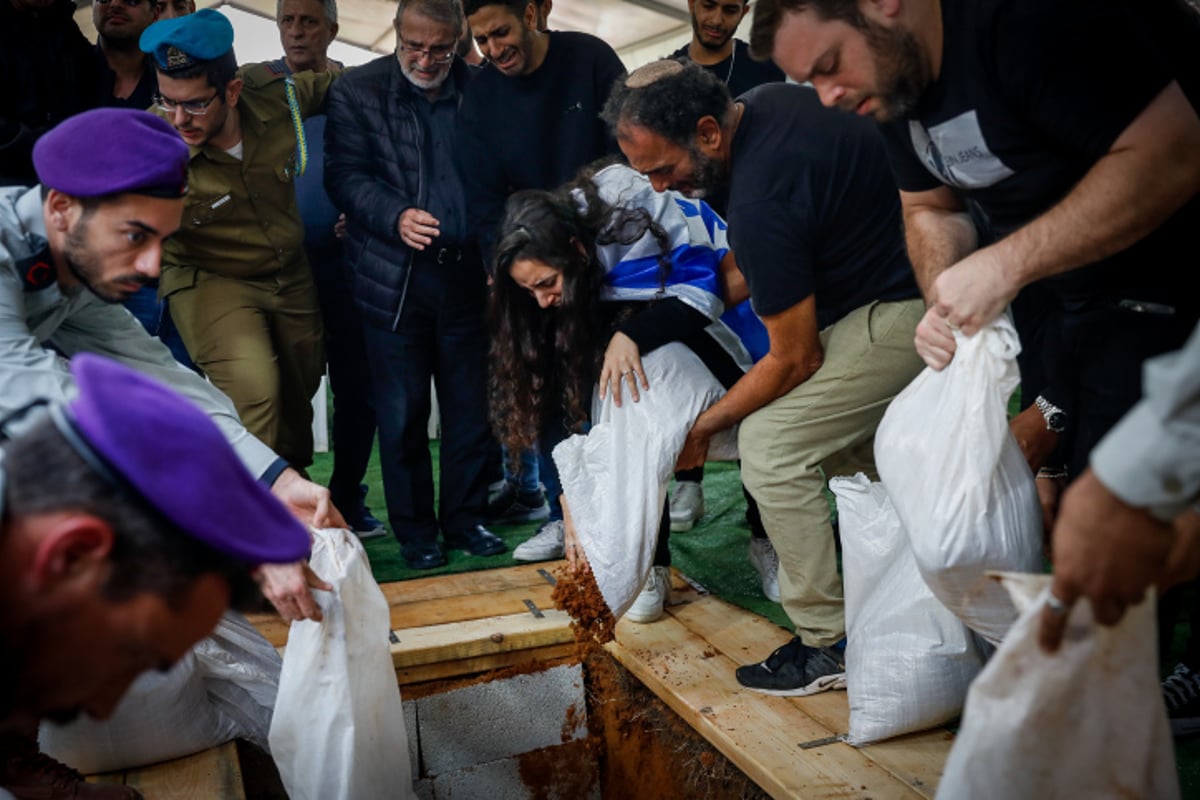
[308,437,1199,797]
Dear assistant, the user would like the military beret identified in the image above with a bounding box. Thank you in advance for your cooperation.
[57,354,311,565]
[140,8,234,73]
[32,109,188,199]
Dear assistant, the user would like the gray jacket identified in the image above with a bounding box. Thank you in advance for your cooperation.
[0,185,276,477]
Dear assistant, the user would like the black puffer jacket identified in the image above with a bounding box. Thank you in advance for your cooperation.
[324,55,474,331]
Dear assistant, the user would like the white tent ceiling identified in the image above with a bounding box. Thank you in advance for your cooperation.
[75,0,708,68]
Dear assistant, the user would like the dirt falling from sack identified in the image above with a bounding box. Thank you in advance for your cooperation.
[551,565,616,644]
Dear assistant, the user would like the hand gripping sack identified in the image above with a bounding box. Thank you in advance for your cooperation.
[268,528,414,800]
[553,342,738,619]
[874,318,1042,644]
[937,573,1178,800]
[832,474,985,745]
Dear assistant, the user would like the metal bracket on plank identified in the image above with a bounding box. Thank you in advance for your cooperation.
[388,630,399,644]
[523,598,544,618]
[537,568,557,586]
[798,734,846,750]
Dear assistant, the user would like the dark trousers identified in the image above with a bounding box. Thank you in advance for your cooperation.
[362,251,491,558]
[309,242,377,511]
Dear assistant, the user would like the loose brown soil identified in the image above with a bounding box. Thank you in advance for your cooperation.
[551,565,616,644]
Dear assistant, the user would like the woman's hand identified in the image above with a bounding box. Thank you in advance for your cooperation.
[562,495,590,573]
[599,331,648,407]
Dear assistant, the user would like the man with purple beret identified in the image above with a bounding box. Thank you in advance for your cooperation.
[0,354,311,798]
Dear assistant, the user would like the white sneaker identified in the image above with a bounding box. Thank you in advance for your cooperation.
[625,566,671,624]
[669,481,705,532]
[748,537,781,603]
[512,519,565,562]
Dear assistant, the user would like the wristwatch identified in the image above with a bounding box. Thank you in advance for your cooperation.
[1034,395,1066,433]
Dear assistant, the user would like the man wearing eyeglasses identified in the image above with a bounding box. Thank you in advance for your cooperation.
[325,0,508,570]
[139,9,333,477]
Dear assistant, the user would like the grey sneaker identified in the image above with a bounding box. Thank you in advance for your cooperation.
[735,637,847,696]
[625,566,671,624]
[512,519,565,562]
[748,536,781,602]
[669,480,705,532]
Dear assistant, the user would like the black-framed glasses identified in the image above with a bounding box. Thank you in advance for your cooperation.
[397,39,456,64]
[95,0,150,7]
[154,92,220,117]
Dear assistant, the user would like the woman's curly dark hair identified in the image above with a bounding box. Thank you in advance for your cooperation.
[489,164,672,452]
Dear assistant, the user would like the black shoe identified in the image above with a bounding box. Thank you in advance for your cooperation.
[346,506,387,539]
[486,480,550,524]
[404,545,447,570]
[1163,662,1200,737]
[445,524,507,556]
[735,637,847,696]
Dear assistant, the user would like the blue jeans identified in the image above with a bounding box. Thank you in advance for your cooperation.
[124,285,197,371]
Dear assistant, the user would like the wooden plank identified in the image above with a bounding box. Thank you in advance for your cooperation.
[666,584,950,797]
[608,613,923,800]
[390,609,574,669]
[247,564,564,647]
[122,742,245,800]
[396,642,578,686]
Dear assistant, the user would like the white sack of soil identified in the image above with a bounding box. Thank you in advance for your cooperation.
[40,611,279,772]
[875,317,1042,645]
[833,474,986,745]
[554,342,738,619]
[269,527,414,800]
[937,573,1178,800]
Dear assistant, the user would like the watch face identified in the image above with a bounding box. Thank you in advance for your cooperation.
[1049,412,1066,430]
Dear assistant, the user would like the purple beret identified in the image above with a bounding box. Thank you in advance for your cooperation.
[33,109,189,199]
[62,354,310,565]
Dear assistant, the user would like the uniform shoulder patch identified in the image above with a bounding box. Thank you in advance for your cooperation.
[16,247,57,292]
[239,61,288,89]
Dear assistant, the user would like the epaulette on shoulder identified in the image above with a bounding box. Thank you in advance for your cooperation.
[238,61,289,89]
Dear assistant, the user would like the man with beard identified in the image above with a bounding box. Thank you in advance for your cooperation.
[325,0,507,570]
[749,0,1200,729]
[140,9,332,473]
[603,60,924,695]
[672,0,785,99]
[0,355,313,800]
[0,107,342,797]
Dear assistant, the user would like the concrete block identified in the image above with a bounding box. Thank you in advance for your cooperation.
[404,699,420,781]
[430,742,599,800]
[414,778,435,800]
[417,664,585,775]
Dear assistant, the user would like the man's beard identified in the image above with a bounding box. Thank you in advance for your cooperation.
[399,59,451,91]
[864,20,930,121]
[683,146,729,200]
[63,215,148,304]
[691,15,733,52]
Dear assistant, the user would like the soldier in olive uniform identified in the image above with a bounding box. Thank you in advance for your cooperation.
[140,9,331,469]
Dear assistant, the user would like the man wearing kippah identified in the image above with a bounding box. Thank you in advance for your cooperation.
[140,9,333,476]
[0,355,312,799]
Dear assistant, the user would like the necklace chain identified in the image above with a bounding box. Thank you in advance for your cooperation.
[725,44,736,85]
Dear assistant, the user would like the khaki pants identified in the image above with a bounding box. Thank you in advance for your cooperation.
[739,298,924,647]
[169,267,325,469]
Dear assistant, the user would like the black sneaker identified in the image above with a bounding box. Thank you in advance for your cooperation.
[486,480,550,524]
[1163,663,1200,737]
[735,637,847,696]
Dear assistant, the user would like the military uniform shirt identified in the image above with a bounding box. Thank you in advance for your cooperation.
[156,64,335,296]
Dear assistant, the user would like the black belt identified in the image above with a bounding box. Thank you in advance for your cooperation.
[417,245,467,265]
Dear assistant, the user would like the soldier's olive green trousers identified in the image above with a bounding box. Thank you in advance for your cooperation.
[738,298,925,648]
[168,267,325,469]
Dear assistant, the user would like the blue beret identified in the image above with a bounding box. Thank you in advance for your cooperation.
[33,109,189,199]
[140,8,234,73]
[61,354,311,565]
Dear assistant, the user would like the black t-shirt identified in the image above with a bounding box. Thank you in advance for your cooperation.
[727,84,918,329]
[880,0,1200,308]
[670,39,786,100]
[457,31,625,264]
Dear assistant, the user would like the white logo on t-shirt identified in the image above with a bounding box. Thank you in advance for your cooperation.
[909,111,1014,189]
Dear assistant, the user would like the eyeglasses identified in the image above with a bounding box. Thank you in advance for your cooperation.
[397,40,456,64]
[154,92,220,117]
[95,0,149,6]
